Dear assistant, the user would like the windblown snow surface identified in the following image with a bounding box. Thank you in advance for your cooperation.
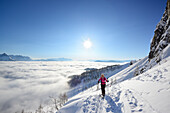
[59,46,170,113]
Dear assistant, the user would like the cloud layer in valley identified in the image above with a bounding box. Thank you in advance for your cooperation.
[0,61,124,113]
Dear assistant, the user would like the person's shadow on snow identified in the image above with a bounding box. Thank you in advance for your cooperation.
[105,95,122,113]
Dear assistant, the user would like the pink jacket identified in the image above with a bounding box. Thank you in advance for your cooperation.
[98,77,108,85]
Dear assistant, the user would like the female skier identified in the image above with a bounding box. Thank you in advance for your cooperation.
[98,74,109,97]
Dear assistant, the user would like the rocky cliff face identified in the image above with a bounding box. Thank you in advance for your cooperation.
[149,0,170,60]
[136,0,170,75]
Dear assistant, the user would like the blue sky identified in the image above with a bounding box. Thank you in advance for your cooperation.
[0,0,167,60]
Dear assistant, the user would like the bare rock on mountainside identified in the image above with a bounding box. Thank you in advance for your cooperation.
[136,0,170,75]
[149,0,170,60]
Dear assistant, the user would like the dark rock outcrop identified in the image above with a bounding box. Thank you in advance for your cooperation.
[149,0,170,60]
[135,0,170,76]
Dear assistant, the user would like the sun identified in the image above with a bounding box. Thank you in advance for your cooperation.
[83,38,92,49]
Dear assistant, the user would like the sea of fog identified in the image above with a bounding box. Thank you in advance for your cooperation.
[0,61,125,113]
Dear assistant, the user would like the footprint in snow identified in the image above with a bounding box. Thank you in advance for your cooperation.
[105,95,122,113]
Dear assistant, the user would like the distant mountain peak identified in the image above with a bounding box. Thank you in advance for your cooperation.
[1,53,8,56]
[0,53,13,61]
[0,53,32,61]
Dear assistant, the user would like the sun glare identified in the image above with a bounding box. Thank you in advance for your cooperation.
[83,38,92,49]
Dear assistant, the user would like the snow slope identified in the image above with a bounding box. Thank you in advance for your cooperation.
[59,55,170,113]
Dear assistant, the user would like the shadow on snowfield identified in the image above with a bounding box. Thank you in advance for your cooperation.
[105,95,122,113]
[64,97,81,106]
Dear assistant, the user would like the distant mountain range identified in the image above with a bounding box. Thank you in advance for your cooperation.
[0,53,72,61]
[0,53,131,62]
[0,53,31,61]
[94,60,131,63]
[34,58,72,61]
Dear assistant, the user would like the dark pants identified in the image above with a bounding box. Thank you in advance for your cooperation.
[101,84,106,96]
